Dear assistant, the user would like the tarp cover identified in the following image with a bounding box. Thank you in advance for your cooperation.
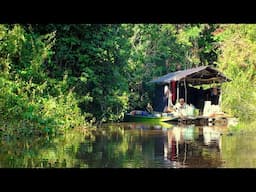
[150,66,231,85]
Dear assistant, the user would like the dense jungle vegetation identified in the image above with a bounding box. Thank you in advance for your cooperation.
[1,24,255,136]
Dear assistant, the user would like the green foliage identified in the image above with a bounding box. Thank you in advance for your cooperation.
[31,24,131,122]
[126,24,217,110]
[2,23,256,167]
[198,24,219,66]
[2,23,248,131]
[217,24,256,121]
[0,24,88,136]
[24,24,219,123]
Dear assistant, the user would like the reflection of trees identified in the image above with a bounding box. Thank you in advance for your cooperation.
[77,126,131,167]
[0,123,229,168]
[76,123,170,168]
[77,126,141,167]
[75,123,227,168]
[221,132,256,168]
[0,129,90,168]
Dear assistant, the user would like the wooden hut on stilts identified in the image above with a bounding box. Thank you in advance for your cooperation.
[149,65,232,125]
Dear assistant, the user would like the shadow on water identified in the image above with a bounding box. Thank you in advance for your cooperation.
[1,122,256,168]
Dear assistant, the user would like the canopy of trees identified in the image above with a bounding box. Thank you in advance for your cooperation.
[0,24,254,136]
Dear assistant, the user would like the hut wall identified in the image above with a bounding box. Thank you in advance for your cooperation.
[152,84,166,112]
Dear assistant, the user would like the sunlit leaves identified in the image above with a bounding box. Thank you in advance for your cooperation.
[176,25,203,46]
[217,24,256,121]
[0,24,88,136]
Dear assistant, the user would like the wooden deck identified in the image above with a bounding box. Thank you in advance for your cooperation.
[175,116,228,126]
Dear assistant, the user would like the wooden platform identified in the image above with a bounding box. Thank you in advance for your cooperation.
[177,116,228,126]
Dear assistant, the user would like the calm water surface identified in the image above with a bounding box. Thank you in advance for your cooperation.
[1,122,256,168]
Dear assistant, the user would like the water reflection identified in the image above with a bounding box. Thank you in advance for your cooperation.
[166,125,224,168]
[74,123,227,168]
[0,130,89,168]
[2,122,253,168]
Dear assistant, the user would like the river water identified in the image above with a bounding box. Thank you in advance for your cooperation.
[0,122,256,168]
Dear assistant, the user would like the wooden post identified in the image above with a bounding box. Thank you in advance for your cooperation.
[184,79,187,103]
[176,81,179,103]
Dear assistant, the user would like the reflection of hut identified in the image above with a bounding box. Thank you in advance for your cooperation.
[203,126,222,150]
[167,127,181,161]
[166,125,223,167]
[150,66,231,114]
[154,133,166,157]
[182,125,195,142]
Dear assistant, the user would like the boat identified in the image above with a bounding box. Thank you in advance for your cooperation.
[124,112,178,123]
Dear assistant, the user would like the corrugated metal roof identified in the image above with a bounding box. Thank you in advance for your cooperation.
[150,66,231,85]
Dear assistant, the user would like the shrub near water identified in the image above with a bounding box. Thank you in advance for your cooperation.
[217,24,256,121]
[0,25,88,136]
